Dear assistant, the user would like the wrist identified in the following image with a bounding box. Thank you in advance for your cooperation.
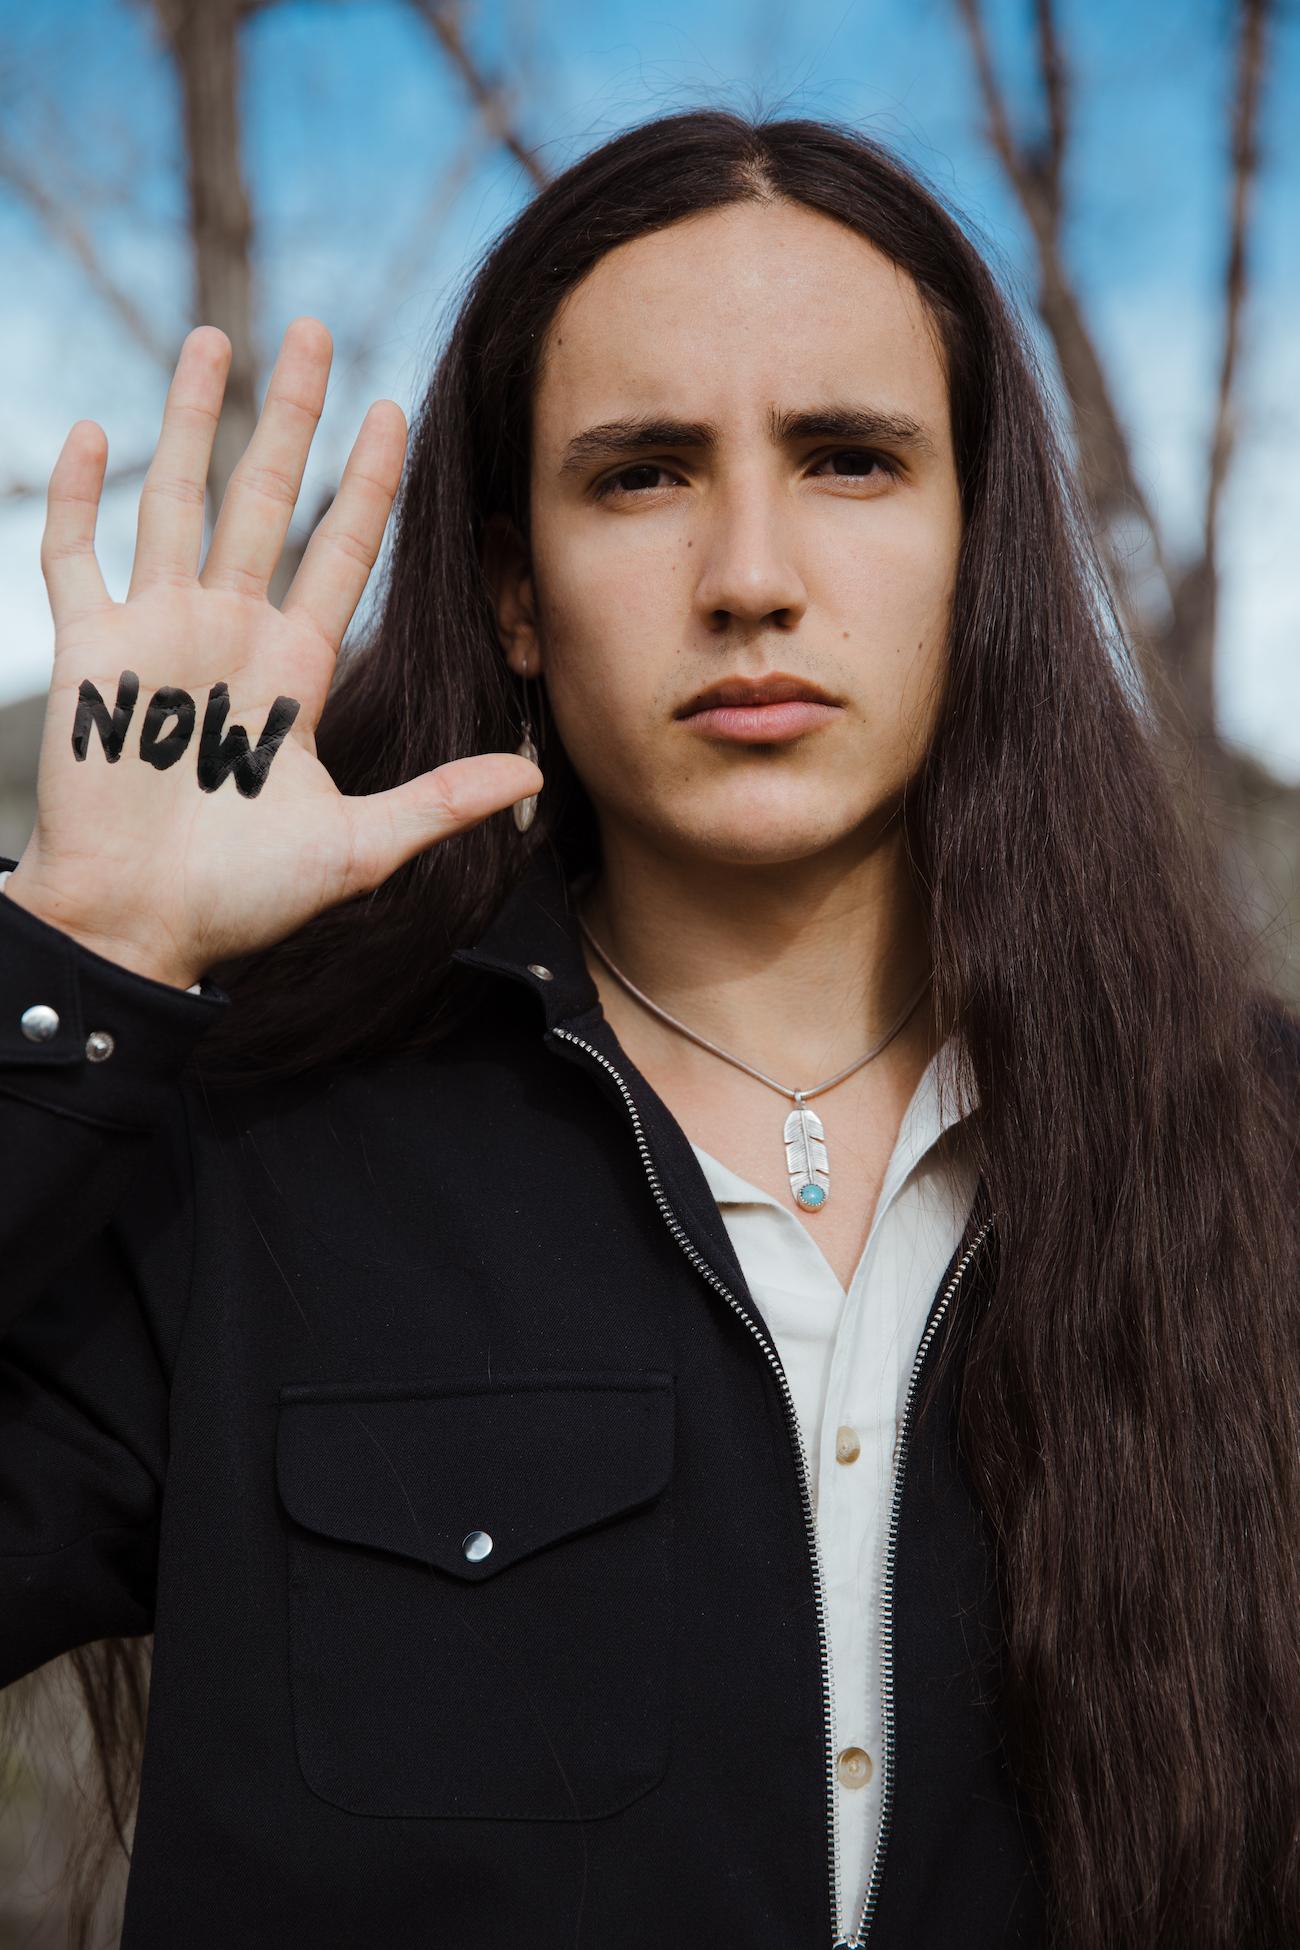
[2,863,205,992]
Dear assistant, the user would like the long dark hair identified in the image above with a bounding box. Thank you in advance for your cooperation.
[9,108,1298,1949]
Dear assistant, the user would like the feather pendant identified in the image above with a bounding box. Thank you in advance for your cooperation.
[783,1099,830,1211]
[512,728,539,832]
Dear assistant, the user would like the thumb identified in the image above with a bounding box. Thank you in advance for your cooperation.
[340,751,544,896]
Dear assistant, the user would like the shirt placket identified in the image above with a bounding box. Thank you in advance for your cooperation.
[818,1095,944,1937]
[818,1222,890,1937]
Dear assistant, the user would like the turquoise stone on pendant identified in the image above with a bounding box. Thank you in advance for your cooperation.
[784,1099,831,1212]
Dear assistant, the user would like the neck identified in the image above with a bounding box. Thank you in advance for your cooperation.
[575,820,938,1090]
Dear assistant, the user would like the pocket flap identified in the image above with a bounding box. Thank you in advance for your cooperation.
[276,1371,674,1580]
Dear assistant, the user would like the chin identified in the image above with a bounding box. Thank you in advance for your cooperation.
[661,806,872,871]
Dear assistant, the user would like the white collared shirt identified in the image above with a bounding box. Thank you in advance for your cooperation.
[688,1036,979,1940]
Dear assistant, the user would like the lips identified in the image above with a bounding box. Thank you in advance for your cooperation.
[677,673,838,717]
[676,673,842,746]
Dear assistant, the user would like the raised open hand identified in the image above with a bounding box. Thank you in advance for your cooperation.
[4,318,541,989]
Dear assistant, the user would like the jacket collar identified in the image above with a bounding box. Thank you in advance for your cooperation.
[450,845,603,1032]
[452,843,765,1307]
[450,842,999,1322]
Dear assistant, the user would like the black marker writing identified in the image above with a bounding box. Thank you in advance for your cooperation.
[71,669,139,762]
[197,682,300,798]
[139,686,196,770]
[70,670,300,798]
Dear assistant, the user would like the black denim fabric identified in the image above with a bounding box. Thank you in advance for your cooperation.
[0,844,1062,1947]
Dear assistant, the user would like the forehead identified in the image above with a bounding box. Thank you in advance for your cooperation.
[533,199,949,455]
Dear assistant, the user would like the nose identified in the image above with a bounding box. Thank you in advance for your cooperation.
[691,473,808,634]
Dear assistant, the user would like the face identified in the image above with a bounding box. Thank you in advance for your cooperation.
[484,198,963,872]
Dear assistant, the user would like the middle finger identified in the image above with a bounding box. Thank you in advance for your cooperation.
[200,316,332,599]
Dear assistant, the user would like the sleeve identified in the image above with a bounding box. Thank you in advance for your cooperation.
[0,852,231,1682]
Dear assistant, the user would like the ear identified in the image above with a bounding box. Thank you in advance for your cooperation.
[481,513,544,680]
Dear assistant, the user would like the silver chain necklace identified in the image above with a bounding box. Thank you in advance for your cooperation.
[576,911,932,1214]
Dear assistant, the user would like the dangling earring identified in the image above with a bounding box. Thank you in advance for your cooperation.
[512,651,544,834]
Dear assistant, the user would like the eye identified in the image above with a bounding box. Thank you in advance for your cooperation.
[591,462,680,501]
[810,447,901,483]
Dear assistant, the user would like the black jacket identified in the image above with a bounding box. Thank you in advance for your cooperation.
[0,843,1052,1948]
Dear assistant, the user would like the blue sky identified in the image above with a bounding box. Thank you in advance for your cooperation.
[1,0,1297,774]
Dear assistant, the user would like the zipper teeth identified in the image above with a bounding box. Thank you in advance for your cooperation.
[848,1212,993,1948]
[552,1024,991,1950]
[549,1028,845,1941]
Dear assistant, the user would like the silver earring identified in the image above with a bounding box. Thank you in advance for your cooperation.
[512,653,543,833]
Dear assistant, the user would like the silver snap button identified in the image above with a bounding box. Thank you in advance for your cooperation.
[85,1030,116,1063]
[527,963,553,982]
[462,1530,493,1562]
[20,1003,60,1042]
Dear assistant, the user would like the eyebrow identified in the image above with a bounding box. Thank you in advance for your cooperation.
[557,403,939,475]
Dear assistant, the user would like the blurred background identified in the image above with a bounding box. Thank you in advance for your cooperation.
[0,0,1296,1940]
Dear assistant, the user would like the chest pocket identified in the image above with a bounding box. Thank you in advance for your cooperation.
[275,1370,675,1820]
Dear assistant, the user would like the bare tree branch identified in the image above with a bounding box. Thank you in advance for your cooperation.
[279,15,529,597]
[954,0,1171,628]
[953,0,1277,758]
[0,140,173,368]
[1206,0,1266,569]
[328,121,491,403]
[406,0,552,188]
[1,456,152,505]
[1149,0,1270,741]
[146,0,259,521]
[1033,0,1067,227]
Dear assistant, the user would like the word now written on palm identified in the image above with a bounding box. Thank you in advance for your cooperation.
[73,668,300,798]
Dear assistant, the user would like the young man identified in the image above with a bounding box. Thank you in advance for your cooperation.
[1,111,1296,1950]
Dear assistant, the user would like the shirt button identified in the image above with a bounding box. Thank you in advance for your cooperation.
[85,1030,116,1063]
[527,963,554,981]
[462,1529,493,1561]
[835,1425,861,1464]
[20,1003,60,1042]
[836,1746,874,1788]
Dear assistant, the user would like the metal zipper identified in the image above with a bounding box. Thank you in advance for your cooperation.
[847,1211,994,1947]
[549,1022,991,1949]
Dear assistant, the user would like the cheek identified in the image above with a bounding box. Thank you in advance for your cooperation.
[849,521,956,758]
[894,642,947,772]
[534,582,665,791]
[534,530,676,718]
